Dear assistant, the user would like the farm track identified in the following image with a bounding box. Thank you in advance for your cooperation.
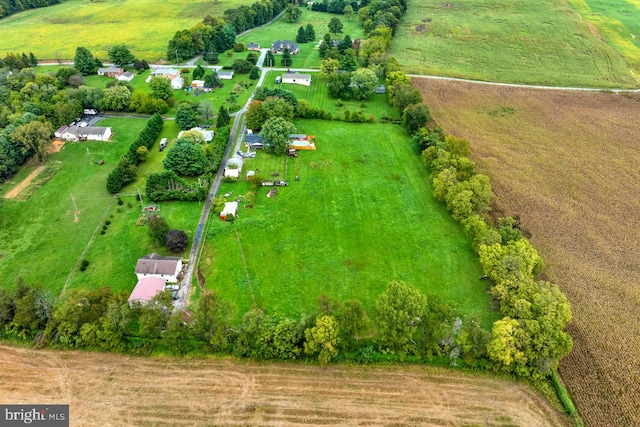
[0,344,568,426]
[414,78,640,427]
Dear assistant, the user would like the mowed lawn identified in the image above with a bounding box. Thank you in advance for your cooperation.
[261,71,400,121]
[390,0,638,87]
[237,9,365,69]
[201,120,497,327]
[0,0,254,61]
[0,118,200,294]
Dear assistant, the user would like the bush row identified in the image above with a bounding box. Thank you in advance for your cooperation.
[106,113,164,194]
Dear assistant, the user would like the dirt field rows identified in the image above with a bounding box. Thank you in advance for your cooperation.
[0,345,567,426]
[414,78,640,427]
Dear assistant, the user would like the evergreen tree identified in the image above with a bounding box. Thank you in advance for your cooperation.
[249,66,260,80]
[216,105,230,128]
[305,23,316,41]
[296,26,308,43]
[74,47,98,75]
[281,49,292,67]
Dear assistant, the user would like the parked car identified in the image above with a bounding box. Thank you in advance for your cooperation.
[287,149,298,158]
[164,284,179,291]
[159,138,168,151]
[261,181,275,186]
[274,180,288,186]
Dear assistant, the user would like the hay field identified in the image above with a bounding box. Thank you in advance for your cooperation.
[414,78,640,427]
[390,0,638,88]
[0,345,568,426]
[0,0,252,61]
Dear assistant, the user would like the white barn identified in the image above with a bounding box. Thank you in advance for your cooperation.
[282,72,311,86]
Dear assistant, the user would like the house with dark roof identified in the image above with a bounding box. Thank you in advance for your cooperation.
[270,40,300,55]
[245,133,264,149]
[247,43,260,51]
[135,253,183,283]
[128,277,166,306]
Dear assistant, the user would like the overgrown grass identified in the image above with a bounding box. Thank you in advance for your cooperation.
[0,117,200,294]
[237,8,365,69]
[390,0,638,87]
[0,0,255,61]
[201,120,498,327]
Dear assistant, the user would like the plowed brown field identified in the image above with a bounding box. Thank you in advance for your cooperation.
[414,78,640,427]
[0,345,567,426]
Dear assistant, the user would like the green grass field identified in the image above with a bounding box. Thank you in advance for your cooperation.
[390,0,639,87]
[0,117,201,294]
[237,9,365,69]
[567,0,640,73]
[0,0,254,61]
[201,120,497,327]
[261,71,399,121]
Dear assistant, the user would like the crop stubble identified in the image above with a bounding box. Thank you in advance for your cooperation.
[414,78,640,427]
[0,345,567,426]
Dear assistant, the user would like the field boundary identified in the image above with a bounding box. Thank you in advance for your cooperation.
[3,165,46,199]
[409,74,640,92]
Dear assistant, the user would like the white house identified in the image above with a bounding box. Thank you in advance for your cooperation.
[282,73,311,86]
[171,76,184,89]
[218,71,234,80]
[56,125,112,141]
[128,277,167,306]
[191,79,205,88]
[177,127,214,142]
[224,156,244,179]
[148,68,184,90]
[220,201,239,220]
[97,67,123,77]
[117,71,135,82]
[135,253,183,283]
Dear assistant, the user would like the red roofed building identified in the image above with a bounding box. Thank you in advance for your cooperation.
[128,277,166,305]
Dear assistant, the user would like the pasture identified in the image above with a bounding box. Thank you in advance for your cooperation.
[0,344,569,426]
[0,0,253,61]
[261,71,399,121]
[201,120,497,327]
[237,9,365,69]
[390,0,638,88]
[0,118,200,294]
[414,77,640,427]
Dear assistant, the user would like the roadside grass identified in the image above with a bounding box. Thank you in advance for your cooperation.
[0,117,198,294]
[201,120,497,327]
[390,0,638,87]
[261,71,399,121]
[237,9,365,70]
[0,0,254,61]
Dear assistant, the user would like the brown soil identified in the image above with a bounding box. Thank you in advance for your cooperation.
[4,165,46,199]
[0,345,568,426]
[48,138,65,154]
[413,77,640,427]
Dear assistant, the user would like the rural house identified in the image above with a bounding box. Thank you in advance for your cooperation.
[282,73,311,86]
[217,71,234,80]
[177,127,214,142]
[135,253,183,283]
[128,277,166,306]
[247,43,260,51]
[245,133,264,149]
[148,68,184,89]
[97,67,124,77]
[270,40,300,55]
[55,125,112,141]
[117,71,135,82]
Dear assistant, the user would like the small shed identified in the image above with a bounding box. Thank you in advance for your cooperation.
[220,201,239,220]
[117,72,135,82]
[246,170,255,181]
[275,76,282,84]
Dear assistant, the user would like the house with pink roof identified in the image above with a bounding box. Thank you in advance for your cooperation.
[128,276,166,305]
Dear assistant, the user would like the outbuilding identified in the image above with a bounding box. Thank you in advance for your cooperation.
[220,201,239,221]
[128,277,166,306]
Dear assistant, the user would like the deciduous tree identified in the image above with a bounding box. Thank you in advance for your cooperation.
[260,117,296,155]
[163,144,207,176]
[11,121,52,163]
[350,67,378,100]
[376,281,426,355]
[107,45,135,67]
[304,315,340,364]
[328,17,344,34]
[165,229,189,252]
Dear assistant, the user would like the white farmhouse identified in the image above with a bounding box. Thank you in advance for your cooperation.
[282,72,311,86]
[135,253,184,283]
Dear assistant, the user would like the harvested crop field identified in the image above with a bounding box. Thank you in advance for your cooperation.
[0,345,567,426]
[414,78,640,427]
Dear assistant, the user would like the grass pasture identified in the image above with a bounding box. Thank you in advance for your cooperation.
[261,71,399,121]
[237,9,365,69]
[201,120,497,326]
[0,117,200,294]
[0,0,255,61]
[391,0,639,88]
[414,78,640,427]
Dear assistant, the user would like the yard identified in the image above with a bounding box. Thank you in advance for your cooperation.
[200,120,497,327]
[0,117,201,294]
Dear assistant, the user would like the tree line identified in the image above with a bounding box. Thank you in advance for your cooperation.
[0,0,59,19]
[0,278,489,366]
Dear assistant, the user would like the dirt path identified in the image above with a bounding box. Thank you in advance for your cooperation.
[3,165,46,199]
[0,345,568,426]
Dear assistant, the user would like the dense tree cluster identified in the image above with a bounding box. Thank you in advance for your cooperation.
[0,0,60,19]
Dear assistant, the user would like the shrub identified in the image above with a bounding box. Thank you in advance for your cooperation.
[105,220,111,226]
[165,229,189,252]
[148,216,170,246]
[81,259,89,268]
[233,43,245,52]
